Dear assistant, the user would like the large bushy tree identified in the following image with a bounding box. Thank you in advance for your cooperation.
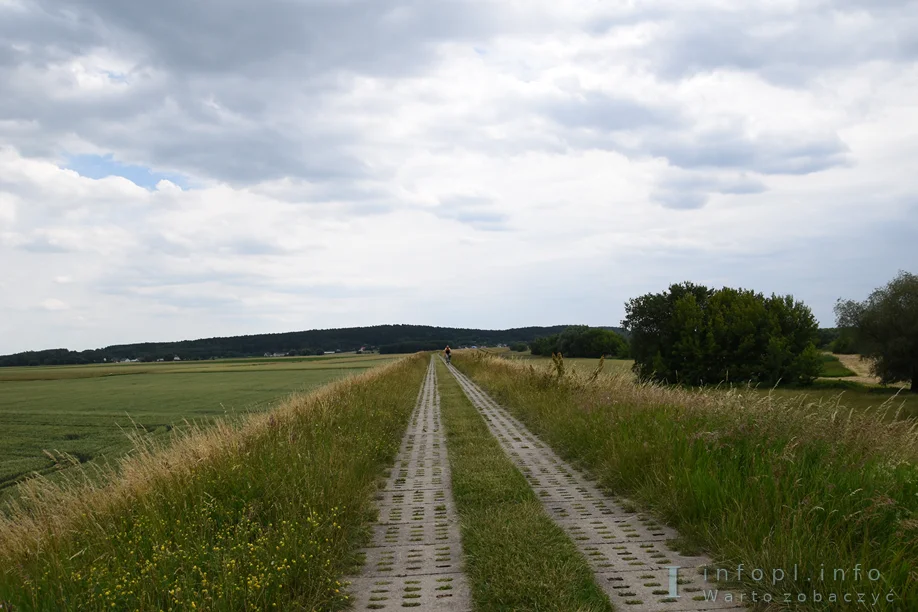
[623,282,821,386]
[835,271,918,393]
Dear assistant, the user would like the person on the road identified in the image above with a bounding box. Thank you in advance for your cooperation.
[444,345,451,364]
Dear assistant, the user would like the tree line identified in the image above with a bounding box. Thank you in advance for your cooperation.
[0,325,578,367]
[529,326,629,359]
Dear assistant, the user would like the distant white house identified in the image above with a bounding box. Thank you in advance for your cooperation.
[173,356,181,361]
[324,351,336,355]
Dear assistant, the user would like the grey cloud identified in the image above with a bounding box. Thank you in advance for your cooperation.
[34,0,508,76]
[221,238,303,256]
[650,172,768,210]
[0,4,105,63]
[433,195,510,231]
[533,93,849,178]
[651,190,708,210]
[645,129,850,175]
[645,5,918,84]
[544,92,677,133]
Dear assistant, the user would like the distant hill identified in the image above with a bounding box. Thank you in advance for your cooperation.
[0,324,628,367]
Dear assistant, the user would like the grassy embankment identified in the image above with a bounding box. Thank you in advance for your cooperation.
[0,354,395,494]
[499,350,918,420]
[0,354,425,611]
[453,351,918,610]
[434,358,612,611]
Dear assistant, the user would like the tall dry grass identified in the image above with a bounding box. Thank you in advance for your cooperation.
[455,351,918,610]
[0,354,427,611]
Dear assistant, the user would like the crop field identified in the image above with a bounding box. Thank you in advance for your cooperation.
[0,353,398,494]
[0,354,427,610]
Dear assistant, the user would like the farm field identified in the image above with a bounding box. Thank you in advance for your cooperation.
[0,354,427,610]
[0,353,398,495]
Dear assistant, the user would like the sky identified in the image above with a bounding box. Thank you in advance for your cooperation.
[1,0,917,354]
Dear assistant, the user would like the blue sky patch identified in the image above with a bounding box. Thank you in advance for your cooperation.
[63,154,189,189]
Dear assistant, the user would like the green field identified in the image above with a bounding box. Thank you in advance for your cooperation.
[0,353,397,494]
[0,354,426,610]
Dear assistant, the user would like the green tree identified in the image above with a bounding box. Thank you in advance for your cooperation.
[529,335,560,356]
[622,282,714,382]
[624,283,820,386]
[529,327,628,358]
[835,271,918,393]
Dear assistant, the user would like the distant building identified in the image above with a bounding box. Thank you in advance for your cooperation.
[324,351,335,355]
[173,356,181,361]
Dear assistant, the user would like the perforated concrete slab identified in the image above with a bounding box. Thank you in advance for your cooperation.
[446,360,744,612]
[345,358,472,611]
[345,573,468,611]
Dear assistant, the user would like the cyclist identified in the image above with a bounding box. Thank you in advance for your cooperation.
[444,345,451,364]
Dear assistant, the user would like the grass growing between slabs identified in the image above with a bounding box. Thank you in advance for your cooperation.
[452,351,918,610]
[434,358,613,612]
[0,354,426,611]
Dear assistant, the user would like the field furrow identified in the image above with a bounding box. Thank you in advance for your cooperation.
[445,359,743,612]
[346,358,472,611]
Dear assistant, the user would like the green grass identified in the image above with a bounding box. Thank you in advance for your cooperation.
[435,358,613,612]
[0,354,427,611]
[818,353,858,377]
[0,354,397,494]
[453,352,918,610]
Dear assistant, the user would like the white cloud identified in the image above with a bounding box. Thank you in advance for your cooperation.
[0,0,917,353]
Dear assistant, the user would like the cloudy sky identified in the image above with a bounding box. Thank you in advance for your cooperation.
[1,0,917,353]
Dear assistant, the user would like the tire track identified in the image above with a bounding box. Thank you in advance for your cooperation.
[445,359,743,612]
[346,358,472,611]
